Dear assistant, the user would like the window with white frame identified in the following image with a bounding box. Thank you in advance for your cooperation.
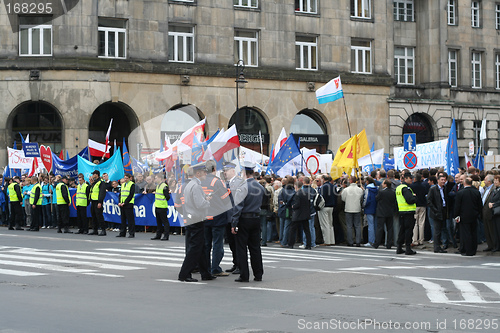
[234,30,258,67]
[495,54,500,89]
[448,0,457,25]
[19,18,52,56]
[234,0,258,8]
[168,26,194,63]
[295,0,317,14]
[351,40,371,74]
[351,0,371,19]
[448,50,458,87]
[471,51,482,88]
[496,4,500,29]
[295,36,317,70]
[394,47,414,85]
[98,18,127,59]
[393,0,414,22]
[471,1,480,28]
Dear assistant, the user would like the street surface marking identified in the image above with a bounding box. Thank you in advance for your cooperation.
[156,279,207,285]
[240,287,293,292]
[0,268,47,276]
[330,294,386,300]
[82,272,124,278]
[0,259,96,274]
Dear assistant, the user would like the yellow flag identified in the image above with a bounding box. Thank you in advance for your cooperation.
[356,129,370,159]
[330,130,369,180]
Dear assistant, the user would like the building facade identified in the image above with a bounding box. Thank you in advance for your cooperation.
[0,0,498,167]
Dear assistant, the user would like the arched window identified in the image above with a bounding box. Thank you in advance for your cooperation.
[229,107,269,155]
[290,109,328,153]
[11,101,63,153]
[161,104,206,142]
[403,113,434,144]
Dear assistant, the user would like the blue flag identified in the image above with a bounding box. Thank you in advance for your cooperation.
[383,153,395,171]
[78,148,125,182]
[191,135,205,164]
[132,157,149,175]
[445,119,460,176]
[268,134,301,175]
[371,142,375,152]
[122,138,133,174]
[473,149,485,171]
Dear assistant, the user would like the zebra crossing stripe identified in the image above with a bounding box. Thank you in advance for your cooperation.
[483,282,500,297]
[398,276,449,303]
[0,268,47,277]
[452,280,485,303]
[0,259,96,274]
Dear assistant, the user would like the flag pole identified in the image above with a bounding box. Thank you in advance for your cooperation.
[342,96,352,138]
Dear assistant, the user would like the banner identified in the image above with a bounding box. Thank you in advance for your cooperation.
[22,142,40,157]
[394,139,448,170]
[78,148,125,182]
[52,147,90,180]
[68,189,184,227]
[8,147,34,170]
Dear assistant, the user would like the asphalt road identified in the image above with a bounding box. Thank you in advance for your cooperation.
[1,227,499,333]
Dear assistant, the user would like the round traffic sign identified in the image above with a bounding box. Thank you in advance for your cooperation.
[306,155,320,174]
[404,152,417,169]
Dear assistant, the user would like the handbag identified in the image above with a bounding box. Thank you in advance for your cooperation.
[493,206,500,216]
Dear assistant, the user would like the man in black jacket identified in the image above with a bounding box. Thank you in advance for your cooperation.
[427,174,448,253]
[288,179,312,249]
[410,173,429,246]
[454,177,482,256]
[117,173,136,238]
[89,170,107,236]
[395,172,417,255]
[373,179,396,249]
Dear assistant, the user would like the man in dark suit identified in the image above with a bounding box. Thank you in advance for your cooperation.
[373,179,396,249]
[427,174,448,253]
[454,177,482,256]
[481,174,496,252]
[288,178,312,249]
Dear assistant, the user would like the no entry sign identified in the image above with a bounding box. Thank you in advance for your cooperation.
[404,152,417,169]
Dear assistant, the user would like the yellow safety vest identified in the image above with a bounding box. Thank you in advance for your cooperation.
[395,184,416,212]
[91,180,101,201]
[8,183,20,202]
[155,183,169,208]
[29,183,42,205]
[56,183,71,205]
[76,183,89,207]
[120,181,135,204]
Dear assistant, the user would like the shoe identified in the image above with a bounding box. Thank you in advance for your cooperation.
[356,243,361,247]
[128,234,135,238]
[15,228,24,230]
[8,227,14,230]
[213,272,230,277]
[373,245,379,249]
[287,246,294,249]
[364,243,373,248]
[179,277,198,282]
[30,228,39,231]
[98,231,107,236]
[347,244,353,247]
[254,277,262,281]
[226,266,237,273]
[434,248,447,253]
[116,234,126,237]
[405,250,417,255]
[201,275,217,281]
[161,235,169,241]
[57,229,62,233]
[235,278,249,282]
[396,248,404,254]
[461,253,474,256]
[232,268,240,275]
[88,231,98,235]
[261,243,267,247]
[305,247,311,250]
[41,226,47,229]
[443,244,449,250]
[484,248,493,252]
[299,245,306,249]
[75,231,83,234]
[63,230,73,234]
[428,240,434,244]
[386,246,392,250]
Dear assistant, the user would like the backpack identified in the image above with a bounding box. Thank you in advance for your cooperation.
[313,191,325,211]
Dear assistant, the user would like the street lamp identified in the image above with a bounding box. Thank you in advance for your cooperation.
[235,60,248,113]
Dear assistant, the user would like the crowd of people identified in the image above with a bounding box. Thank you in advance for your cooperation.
[1,162,498,283]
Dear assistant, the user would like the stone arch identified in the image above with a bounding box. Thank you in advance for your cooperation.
[7,100,64,153]
[228,106,270,155]
[402,112,435,144]
[290,108,329,153]
[161,104,208,141]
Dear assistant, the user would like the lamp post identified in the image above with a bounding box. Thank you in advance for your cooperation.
[235,60,248,113]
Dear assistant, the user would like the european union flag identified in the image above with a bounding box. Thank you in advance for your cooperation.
[191,135,205,164]
[268,134,300,175]
[446,119,460,176]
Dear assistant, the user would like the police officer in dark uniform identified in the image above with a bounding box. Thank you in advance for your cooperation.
[56,176,72,233]
[28,176,43,231]
[178,163,215,282]
[395,172,418,255]
[231,161,265,282]
[223,162,244,274]
[151,173,170,240]
[117,173,136,238]
[7,176,23,230]
[89,170,107,236]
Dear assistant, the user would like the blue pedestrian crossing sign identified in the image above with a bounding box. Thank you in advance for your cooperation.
[403,133,416,152]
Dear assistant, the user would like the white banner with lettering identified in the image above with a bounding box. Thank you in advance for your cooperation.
[394,139,448,170]
[8,147,34,169]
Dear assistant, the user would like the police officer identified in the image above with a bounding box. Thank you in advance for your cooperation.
[202,160,232,276]
[152,173,170,240]
[395,172,417,255]
[231,161,265,282]
[75,173,90,234]
[117,173,136,238]
[7,176,23,230]
[89,170,107,236]
[178,163,215,282]
[28,176,42,231]
[223,162,244,274]
[56,176,72,233]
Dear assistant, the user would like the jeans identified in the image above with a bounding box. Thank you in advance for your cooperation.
[42,204,52,227]
[279,217,291,246]
[446,218,457,247]
[267,219,278,242]
[303,215,316,247]
[345,212,362,245]
[366,214,376,244]
[260,211,268,246]
[204,225,225,275]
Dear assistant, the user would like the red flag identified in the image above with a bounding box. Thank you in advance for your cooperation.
[88,139,110,158]
[178,118,206,152]
[59,150,64,160]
